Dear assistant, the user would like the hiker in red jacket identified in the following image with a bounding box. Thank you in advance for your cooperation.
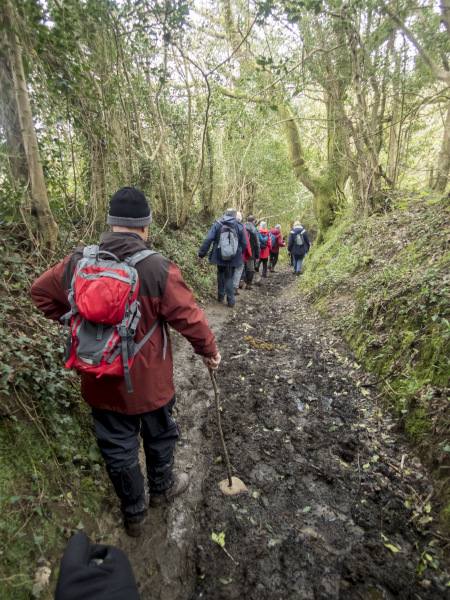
[268,225,286,272]
[31,187,221,537]
[255,221,272,277]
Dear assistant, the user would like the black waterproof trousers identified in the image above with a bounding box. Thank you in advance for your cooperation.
[92,396,179,523]
[269,251,279,270]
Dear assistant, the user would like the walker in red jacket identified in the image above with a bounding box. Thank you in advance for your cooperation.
[31,187,221,538]
[256,222,272,277]
[268,225,286,271]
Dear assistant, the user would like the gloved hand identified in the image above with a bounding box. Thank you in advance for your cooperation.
[55,532,140,600]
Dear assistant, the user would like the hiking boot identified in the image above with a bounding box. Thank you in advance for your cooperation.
[218,295,225,303]
[149,473,189,507]
[234,287,240,296]
[125,518,146,538]
[228,302,235,308]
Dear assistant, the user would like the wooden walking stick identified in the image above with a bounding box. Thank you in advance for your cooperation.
[210,370,248,496]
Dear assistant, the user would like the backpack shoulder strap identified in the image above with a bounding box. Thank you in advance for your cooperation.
[83,245,99,259]
[125,249,158,269]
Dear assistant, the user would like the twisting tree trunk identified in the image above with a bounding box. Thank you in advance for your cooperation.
[278,100,348,241]
[0,0,58,250]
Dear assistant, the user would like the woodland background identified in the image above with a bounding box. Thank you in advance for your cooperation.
[1,0,450,248]
[0,0,449,597]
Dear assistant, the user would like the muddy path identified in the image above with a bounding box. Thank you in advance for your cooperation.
[97,265,449,599]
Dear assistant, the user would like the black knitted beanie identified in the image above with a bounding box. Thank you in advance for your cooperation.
[107,187,152,227]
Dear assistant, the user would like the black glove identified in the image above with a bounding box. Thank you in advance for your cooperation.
[55,532,140,600]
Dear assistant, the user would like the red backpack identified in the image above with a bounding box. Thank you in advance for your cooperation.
[61,245,166,393]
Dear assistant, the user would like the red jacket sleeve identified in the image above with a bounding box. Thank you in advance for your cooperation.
[30,256,71,322]
[160,263,217,357]
[277,231,286,248]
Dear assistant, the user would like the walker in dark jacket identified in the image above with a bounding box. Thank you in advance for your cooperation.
[243,219,260,284]
[198,211,247,306]
[288,223,311,275]
[244,220,261,261]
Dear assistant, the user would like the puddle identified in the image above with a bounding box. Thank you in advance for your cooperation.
[363,585,390,600]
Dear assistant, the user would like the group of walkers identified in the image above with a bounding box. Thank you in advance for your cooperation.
[29,188,312,596]
[30,191,310,539]
[198,208,311,307]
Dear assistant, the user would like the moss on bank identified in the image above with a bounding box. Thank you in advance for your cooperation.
[302,193,450,524]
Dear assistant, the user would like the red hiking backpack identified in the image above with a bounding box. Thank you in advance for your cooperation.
[61,245,166,393]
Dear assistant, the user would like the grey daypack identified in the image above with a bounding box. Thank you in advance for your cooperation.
[61,245,166,393]
[294,228,305,247]
[216,220,238,260]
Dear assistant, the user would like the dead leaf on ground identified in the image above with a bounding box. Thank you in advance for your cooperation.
[33,565,51,592]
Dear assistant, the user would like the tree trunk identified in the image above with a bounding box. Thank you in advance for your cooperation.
[243,181,255,219]
[1,0,58,251]
[346,24,381,210]
[278,102,348,242]
[0,55,29,184]
[432,101,450,192]
[89,138,107,233]
[203,130,215,219]
[314,167,347,243]
[388,92,400,189]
